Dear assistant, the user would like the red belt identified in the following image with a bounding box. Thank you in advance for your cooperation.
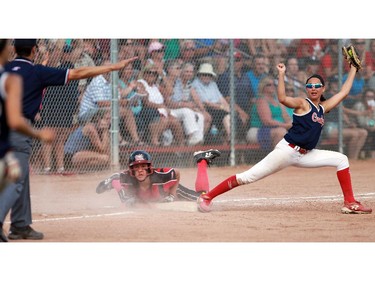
[288,143,309,154]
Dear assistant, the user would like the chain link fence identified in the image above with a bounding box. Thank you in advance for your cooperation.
[27,39,375,174]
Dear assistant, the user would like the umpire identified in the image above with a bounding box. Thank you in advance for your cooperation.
[0,39,137,240]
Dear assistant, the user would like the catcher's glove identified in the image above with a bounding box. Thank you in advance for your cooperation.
[342,45,362,72]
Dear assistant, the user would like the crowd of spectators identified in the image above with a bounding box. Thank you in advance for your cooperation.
[33,39,375,172]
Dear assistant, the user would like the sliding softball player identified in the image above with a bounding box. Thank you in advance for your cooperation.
[96,149,221,205]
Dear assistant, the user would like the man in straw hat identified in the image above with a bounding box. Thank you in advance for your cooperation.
[192,63,231,144]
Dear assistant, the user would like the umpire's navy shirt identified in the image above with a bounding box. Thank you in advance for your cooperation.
[5,57,69,122]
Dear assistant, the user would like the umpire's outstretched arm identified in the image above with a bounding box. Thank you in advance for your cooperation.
[68,56,138,80]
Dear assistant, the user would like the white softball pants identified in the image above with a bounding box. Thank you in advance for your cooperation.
[236,138,349,185]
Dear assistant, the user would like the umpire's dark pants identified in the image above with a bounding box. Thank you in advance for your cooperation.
[0,131,32,227]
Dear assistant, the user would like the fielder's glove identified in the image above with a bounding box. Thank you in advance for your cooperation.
[342,45,362,72]
[162,194,175,203]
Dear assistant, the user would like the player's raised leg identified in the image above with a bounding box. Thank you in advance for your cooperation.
[193,149,221,193]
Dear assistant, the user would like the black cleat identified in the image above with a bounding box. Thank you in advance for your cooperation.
[8,225,44,240]
[193,149,221,164]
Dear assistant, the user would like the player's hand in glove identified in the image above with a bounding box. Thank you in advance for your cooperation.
[342,45,362,72]
[162,194,175,203]
[96,173,120,194]
[5,151,21,183]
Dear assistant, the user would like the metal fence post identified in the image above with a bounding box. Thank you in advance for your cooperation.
[110,39,120,171]
[338,39,344,153]
[229,39,236,166]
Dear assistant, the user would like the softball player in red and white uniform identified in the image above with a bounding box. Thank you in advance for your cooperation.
[96,149,221,205]
[197,63,372,214]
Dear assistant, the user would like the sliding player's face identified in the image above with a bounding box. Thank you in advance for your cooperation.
[132,163,149,181]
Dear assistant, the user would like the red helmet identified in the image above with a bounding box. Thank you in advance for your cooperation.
[128,150,153,176]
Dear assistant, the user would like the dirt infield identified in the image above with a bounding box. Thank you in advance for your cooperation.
[3,159,375,242]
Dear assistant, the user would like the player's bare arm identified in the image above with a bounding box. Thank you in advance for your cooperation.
[277,63,308,112]
[321,65,357,112]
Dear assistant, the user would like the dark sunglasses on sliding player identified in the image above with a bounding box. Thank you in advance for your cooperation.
[306,83,323,89]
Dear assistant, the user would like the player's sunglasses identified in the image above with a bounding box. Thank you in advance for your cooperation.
[306,83,323,89]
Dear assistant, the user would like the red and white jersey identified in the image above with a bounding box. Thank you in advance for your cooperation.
[117,167,178,202]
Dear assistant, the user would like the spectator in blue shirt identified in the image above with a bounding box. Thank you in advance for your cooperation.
[246,55,268,96]
[217,51,253,141]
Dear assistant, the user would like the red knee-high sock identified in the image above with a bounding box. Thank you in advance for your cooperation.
[337,167,355,203]
[195,160,210,192]
[205,175,239,199]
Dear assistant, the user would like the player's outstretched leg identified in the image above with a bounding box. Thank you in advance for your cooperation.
[193,149,221,165]
[197,193,213,212]
[197,174,239,212]
[337,167,372,214]
[194,149,221,193]
[341,201,372,214]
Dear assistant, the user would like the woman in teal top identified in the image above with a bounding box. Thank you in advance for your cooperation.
[247,76,292,150]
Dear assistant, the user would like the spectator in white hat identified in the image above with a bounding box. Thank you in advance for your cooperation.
[192,63,231,144]
[147,41,166,83]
